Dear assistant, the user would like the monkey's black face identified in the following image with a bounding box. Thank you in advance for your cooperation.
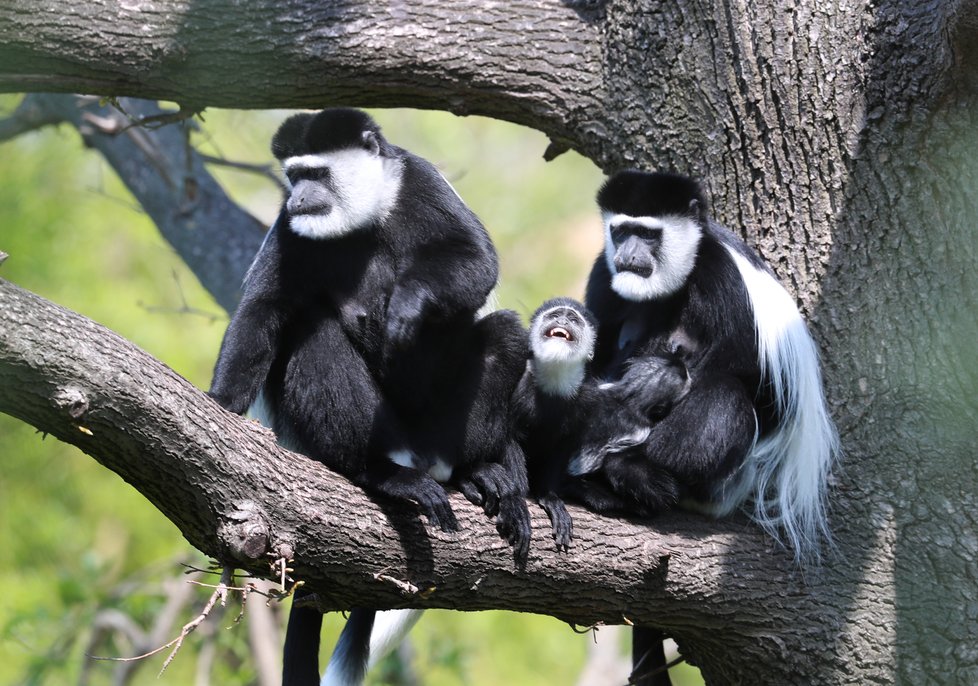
[279,148,402,240]
[609,221,661,278]
[285,166,334,219]
[598,170,709,302]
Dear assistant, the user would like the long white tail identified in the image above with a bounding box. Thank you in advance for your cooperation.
[722,246,841,562]
[321,609,425,686]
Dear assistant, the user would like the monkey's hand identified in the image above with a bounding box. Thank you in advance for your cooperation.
[385,285,429,349]
[458,464,531,567]
[538,494,573,552]
[366,464,458,532]
[413,479,459,532]
[496,494,531,568]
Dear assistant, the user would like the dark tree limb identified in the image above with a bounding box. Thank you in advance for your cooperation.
[0,94,264,312]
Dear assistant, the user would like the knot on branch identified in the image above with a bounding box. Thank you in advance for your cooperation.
[52,385,90,420]
[219,500,272,563]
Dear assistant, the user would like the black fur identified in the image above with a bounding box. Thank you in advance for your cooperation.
[208,108,529,686]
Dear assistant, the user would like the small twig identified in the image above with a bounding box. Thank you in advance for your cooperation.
[136,269,223,323]
[157,566,232,676]
[273,556,291,593]
[569,621,603,634]
[187,578,277,601]
[198,153,281,184]
[373,570,421,596]
[88,567,234,677]
[625,654,685,685]
[108,100,203,132]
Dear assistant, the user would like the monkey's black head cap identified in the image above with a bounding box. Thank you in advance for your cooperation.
[271,108,384,160]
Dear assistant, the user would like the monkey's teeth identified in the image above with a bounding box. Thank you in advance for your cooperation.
[546,326,573,341]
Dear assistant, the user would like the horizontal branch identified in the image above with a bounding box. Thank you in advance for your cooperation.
[0,0,607,164]
[0,274,848,682]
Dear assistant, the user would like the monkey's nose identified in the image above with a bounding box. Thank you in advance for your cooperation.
[287,182,332,216]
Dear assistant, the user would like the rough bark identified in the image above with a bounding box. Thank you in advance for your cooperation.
[1,0,977,683]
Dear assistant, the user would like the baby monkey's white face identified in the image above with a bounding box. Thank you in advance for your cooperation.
[282,145,403,240]
[530,305,595,366]
[529,304,596,399]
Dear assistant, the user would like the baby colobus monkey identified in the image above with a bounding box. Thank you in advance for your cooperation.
[208,108,529,686]
[585,170,840,684]
[513,298,689,548]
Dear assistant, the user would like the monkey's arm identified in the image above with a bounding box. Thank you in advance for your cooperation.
[455,311,532,564]
[509,378,575,550]
[385,233,499,347]
[208,230,285,415]
[598,374,756,514]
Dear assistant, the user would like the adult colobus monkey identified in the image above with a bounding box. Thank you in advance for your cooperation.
[584,170,840,684]
[513,298,690,548]
[208,108,529,686]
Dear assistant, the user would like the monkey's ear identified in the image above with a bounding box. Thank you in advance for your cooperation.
[271,113,314,160]
[362,130,381,156]
[688,198,700,212]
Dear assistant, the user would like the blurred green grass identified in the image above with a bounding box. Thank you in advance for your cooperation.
[0,99,702,686]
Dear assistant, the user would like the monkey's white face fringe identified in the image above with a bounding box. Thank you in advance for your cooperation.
[708,244,841,564]
[603,212,703,301]
[284,150,403,239]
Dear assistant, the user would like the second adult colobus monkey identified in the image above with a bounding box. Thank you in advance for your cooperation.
[208,108,529,686]
[513,298,689,548]
[584,170,840,684]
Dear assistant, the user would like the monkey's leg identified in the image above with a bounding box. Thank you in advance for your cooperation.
[455,309,532,562]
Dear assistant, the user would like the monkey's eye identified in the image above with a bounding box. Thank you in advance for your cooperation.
[286,166,330,185]
[636,227,663,242]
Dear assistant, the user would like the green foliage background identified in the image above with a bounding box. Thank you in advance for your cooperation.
[0,99,703,685]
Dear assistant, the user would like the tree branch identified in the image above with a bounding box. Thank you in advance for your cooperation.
[0,274,849,682]
[0,0,607,163]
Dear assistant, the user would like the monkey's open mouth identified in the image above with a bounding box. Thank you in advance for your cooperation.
[545,326,574,341]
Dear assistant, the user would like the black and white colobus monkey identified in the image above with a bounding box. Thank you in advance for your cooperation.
[208,108,529,686]
[585,170,839,683]
[514,298,690,548]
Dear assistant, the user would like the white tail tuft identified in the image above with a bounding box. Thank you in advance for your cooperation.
[321,609,424,686]
[720,246,841,563]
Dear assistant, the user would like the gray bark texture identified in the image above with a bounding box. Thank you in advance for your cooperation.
[2,0,978,683]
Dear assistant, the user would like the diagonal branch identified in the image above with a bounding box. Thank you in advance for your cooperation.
[0,94,266,313]
[0,274,842,681]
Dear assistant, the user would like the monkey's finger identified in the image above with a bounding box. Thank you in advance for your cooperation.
[457,479,484,508]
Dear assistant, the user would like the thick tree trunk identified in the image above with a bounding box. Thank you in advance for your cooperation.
[1,0,977,682]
